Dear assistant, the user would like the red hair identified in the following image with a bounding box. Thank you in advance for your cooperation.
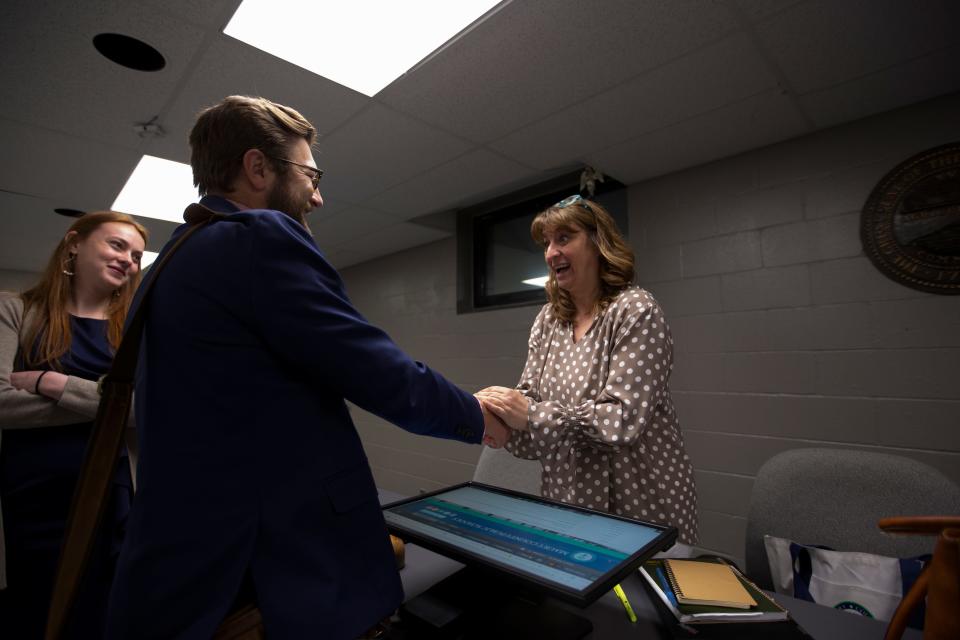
[20,211,148,368]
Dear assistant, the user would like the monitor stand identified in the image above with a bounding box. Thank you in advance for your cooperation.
[398,566,593,640]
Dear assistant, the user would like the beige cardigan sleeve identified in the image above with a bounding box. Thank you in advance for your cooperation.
[0,291,137,451]
[0,293,99,428]
[0,292,139,589]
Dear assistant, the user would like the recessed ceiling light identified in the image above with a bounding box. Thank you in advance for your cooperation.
[54,208,86,218]
[522,276,548,288]
[224,0,504,97]
[112,155,197,223]
[93,33,166,72]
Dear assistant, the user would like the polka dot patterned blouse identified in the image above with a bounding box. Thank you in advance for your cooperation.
[505,286,699,545]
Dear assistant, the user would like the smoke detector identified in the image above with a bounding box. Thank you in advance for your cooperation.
[133,117,165,139]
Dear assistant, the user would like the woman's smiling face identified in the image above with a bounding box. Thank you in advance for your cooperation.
[69,221,145,294]
[542,222,600,300]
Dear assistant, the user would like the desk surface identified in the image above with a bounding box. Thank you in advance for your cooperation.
[381,490,922,640]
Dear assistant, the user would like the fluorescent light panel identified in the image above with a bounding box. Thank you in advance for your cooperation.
[112,155,197,223]
[522,276,548,288]
[224,0,502,97]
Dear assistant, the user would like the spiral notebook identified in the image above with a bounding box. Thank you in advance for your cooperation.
[663,559,757,609]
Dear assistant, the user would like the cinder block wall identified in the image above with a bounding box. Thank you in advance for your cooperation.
[629,93,960,563]
[341,93,960,565]
[0,269,42,292]
[338,239,540,495]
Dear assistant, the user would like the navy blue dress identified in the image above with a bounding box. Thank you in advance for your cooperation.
[0,316,132,639]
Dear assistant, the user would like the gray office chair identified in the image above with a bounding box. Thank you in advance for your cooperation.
[744,448,960,590]
[472,446,542,496]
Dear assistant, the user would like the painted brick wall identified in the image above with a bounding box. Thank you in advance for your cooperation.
[342,93,960,565]
[0,269,41,292]
[630,94,960,562]
[337,238,540,495]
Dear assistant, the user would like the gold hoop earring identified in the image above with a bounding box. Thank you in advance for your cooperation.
[62,253,77,276]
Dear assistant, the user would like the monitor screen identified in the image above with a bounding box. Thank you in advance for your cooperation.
[382,482,677,607]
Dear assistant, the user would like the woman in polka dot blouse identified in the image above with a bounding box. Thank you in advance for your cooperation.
[478,195,699,547]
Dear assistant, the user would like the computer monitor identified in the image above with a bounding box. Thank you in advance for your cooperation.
[382,481,677,607]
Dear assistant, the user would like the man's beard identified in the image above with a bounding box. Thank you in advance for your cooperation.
[266,178,312,235]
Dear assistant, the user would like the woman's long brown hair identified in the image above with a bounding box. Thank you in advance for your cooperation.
[530,198,634,324]
[20,211,148,369]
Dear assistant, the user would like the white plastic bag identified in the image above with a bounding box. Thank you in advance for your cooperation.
[764,535,927,622]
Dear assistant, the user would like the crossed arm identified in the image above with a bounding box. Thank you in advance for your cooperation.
[10,369,69,400]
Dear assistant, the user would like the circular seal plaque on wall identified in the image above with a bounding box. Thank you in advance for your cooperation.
[860,143,960,294]
[861,142,960,294]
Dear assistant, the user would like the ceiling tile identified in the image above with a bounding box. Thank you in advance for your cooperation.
[312,206,397,248]
[323,247,367,270]
[313,104,474,204]
[145,0,243,29]
[311,198,349,218]
[732,0,807,21]
[0,119,142,209]
[755,0,955,94]
[365,149,538,219]
[591,90,811,184]
[144,35,371,164]
[0,1,208,149]
[0,192,175,274]
[377,0,737,143]
[799,46,960,128]
[333,222,451,264]
[2,1,959,271]
[490,32,779,171]
[0,192,82,272]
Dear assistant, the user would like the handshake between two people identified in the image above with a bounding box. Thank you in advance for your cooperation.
[475,386,529,449]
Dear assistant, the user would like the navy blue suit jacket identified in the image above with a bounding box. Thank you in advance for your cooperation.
[106,196,483,639]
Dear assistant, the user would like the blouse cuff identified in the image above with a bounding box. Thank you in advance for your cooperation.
[528,400,610,451]
[539,399,627,452]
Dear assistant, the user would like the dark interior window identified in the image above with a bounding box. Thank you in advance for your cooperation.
[457,173,627,313]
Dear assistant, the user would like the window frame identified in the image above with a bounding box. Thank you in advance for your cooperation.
[457,172,625,314]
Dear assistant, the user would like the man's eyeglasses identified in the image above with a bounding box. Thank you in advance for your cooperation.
[267,156,324,190]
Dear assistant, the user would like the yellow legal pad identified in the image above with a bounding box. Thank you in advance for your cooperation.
[663,559,758,609]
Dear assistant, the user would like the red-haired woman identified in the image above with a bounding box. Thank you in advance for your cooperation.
[0,211,147,638]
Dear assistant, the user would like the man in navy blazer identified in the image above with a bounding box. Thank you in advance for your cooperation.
[105,96,509,639]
